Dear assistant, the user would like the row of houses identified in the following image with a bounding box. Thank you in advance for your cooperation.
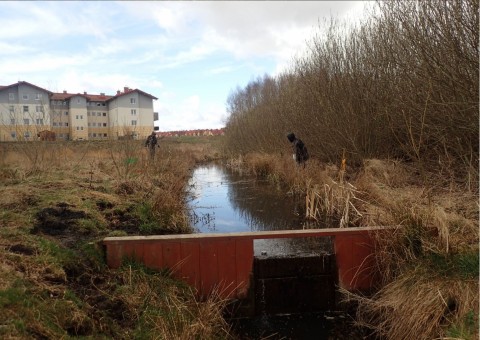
[0,81,157,142]
[157,129,225,138]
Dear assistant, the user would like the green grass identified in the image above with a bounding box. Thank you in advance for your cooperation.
[425,251,479,280]
[446,310,478,339]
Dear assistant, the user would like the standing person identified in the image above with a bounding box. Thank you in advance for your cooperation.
[145,131,158,160]
[287,133,309,168]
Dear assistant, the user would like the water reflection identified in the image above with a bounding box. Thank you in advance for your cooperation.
[187,163,333,256]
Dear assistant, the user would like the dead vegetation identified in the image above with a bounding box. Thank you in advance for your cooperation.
[230,149,478,339]
[222,0,478,337]
[0,137,232,339]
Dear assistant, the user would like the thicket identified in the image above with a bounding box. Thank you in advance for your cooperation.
[224,0,478,188]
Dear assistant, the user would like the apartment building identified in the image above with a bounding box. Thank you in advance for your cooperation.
[0,81,157,141]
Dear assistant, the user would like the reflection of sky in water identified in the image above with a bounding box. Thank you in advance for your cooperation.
[187,163,333,256]
[187,165,251,233]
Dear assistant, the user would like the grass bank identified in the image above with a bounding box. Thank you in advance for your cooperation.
[229,152,478,339]
[1,137,477,339]
[0,136,233,339]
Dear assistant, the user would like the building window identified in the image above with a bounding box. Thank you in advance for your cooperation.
[104,133,107,137]
[63,101,67,106]
[93,133,97,137]
[103,112,106,116]
[36,118,44,125]
[24,132,30,138]
[22,94,28,100]
[97,103,101,106]
[65,111,68,115]
[36,106,43,113]
[11,132,16,139]
[9,93,14,100]
[103,123,107,127]
[77,99,80,104]
[131,109,136,115]
[24,119,30,125]
[9,105,14,113]
[131,120,137,126]
[23,106,29,113]
[130,98,136,104]
[35,93,42,100]
[10,118,15,125]
[53,122,58,126]
[97,112,101,116]
[65,123,69,127]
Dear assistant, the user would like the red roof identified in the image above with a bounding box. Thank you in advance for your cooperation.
[50,92,113,101]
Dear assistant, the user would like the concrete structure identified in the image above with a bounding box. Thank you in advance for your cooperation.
[103,227,386,301]
[0,81,157,141]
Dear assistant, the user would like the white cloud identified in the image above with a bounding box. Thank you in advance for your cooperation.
[205,65,235,76]
[0,1,371,131]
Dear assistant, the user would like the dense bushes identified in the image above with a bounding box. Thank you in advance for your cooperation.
[224,0,478,187]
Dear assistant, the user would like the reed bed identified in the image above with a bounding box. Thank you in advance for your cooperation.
[343,271,478,340]
[228,149,478,339]
[305,180,364,228]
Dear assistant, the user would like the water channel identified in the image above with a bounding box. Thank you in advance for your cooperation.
[186,163,369,339]
[187,162,333,257]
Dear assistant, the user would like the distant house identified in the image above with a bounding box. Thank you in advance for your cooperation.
[0,81,157,141]
[158,128,225,138]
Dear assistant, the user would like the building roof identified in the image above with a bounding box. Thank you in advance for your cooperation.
[0,81,53,94]
[0,81,157,102]
[107,87,158,101]
[50,92,113,102]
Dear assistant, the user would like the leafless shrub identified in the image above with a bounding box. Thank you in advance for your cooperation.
[224,0,478,189]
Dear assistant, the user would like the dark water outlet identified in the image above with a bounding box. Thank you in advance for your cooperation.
[254,254,336,315]
[227,254,373,339]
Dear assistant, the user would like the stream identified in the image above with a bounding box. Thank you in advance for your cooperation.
[187,162,333,257]
[186,163,368,339]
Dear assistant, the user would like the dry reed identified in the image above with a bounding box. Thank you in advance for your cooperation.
[343,271,478,340]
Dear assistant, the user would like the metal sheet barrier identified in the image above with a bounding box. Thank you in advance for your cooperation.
[103,227,389,299]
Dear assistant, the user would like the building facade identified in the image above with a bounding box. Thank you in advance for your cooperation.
[0,81,157,141]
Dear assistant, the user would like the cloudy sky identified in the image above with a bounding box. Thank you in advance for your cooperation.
[0,1,369,132]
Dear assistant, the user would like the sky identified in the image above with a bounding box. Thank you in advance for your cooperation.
[0,1,369,132]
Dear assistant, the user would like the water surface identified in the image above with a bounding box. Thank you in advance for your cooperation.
[187,163,333,256]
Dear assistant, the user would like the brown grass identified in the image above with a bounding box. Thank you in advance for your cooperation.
[344,272,478,340]
[231,151,478,339]
[0,138,232,339]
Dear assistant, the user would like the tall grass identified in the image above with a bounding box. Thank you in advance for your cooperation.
[0,138,231,338]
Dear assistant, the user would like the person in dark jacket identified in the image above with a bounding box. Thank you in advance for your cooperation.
[145,131,158,160]
[287,132,309,168]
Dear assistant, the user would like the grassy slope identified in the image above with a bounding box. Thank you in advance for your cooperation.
[0,137,231,339]
[235,152,479,339]
[0,138,477,339]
